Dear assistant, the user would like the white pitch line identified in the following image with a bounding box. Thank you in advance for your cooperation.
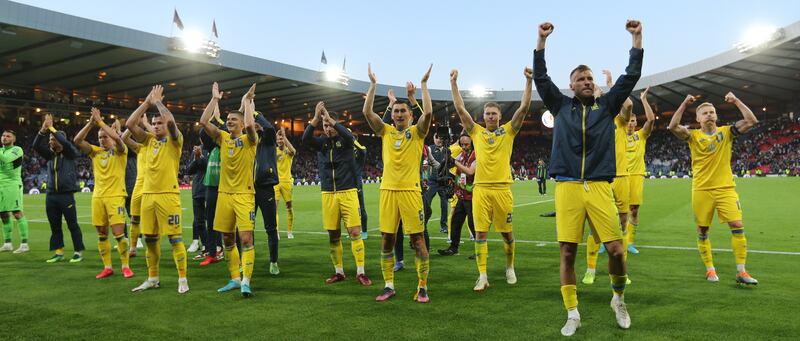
[428,198,554,222]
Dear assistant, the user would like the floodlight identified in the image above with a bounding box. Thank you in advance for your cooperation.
[541,110,554,128]
[467,86,494,98]
[734,25,784,53]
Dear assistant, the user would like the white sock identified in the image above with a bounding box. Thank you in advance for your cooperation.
[335,267,344,275]
[357,266,365,275]
[385,282,394,290]
[231,278,241,284]
[241,277,250,286]
[736,264,746,272]
[567,308,580,320]
[148,276,159,283]
[707,266,716,272]
[479,272,488,280]
[586,268,596,275]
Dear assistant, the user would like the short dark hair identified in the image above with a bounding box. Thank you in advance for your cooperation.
[483,102,502,112]
[3,130,16,137]
[392,100,412,110]
[569,65,592,78]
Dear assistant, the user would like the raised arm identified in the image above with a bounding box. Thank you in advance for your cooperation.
[73,118,96,155]
[125,88,153,142]
[510,67,534,132]
[415,64,434,138]
[92,108,126,154]
[449,69,475,132]
[150,85,181,142]
[33,114,55,159]
[242,83,258,144]
[726,92,758,135]
[362,64,386,135]
[302,102,325,149]
[618,97,633,123]
[382,89,397,123]
[603,20,644,115]
[280,127,296,156]
[639,86,655,137]
[668,95,695,140]
[186,146,207,175]
[603,69,614,88]
[121,129,140,154]
[533,22,567,115]
[200,82,223,141]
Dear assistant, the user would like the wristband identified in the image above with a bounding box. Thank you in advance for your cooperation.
[48,127,57,133]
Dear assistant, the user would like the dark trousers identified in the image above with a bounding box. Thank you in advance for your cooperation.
[46,193,85,251]
[123,189,132,237]
[448,199,474,250]
[255,185,278,263]
[424,183,449,231]
[192,196,207,244]
[204,186,222,257]
[538,179,546,195]
[357,186,368,232]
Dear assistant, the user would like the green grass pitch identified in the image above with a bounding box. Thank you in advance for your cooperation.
[1,177,798,339]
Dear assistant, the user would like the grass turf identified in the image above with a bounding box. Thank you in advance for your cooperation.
[1,177,798,339]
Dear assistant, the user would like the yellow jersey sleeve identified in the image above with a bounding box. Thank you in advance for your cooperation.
[218,130,258,193]
[380,123,424,191]
[687,126,735,190]
[277,147,294,183]
[90,144,128,197]
[142,133,183,194]
[469,122,516,186]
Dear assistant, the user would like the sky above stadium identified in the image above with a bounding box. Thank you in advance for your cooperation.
[12,0,800,91]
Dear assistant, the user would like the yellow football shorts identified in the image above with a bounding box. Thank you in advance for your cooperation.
[379,190,424,235]
[555,181,622,244]
[472,185,514,233]
[91,196,126,227]
[628,175,645,206]
[129,183,143,217]
[274,182,293,202]
[611,175,630,214]
[321,189,361,230]
[140,193,182,235]
[214,192,255,233]
[692,188,742,226]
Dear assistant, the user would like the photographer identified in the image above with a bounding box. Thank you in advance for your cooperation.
[438,133,476,256]
[424,131,454,234]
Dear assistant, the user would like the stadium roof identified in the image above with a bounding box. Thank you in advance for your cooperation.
[1,1,799,124]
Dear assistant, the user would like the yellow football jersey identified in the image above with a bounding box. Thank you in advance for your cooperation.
[379,123,424,191]
[626,129,648,176]
[469,121,517,185]
[276,147,294,183]
[688,125,736,190]
[217,130,258,194]
[142,133,183,194]
[90,145,128,197]
[449,141,462,176]
[614,115,630,177]
[132,143,146,187]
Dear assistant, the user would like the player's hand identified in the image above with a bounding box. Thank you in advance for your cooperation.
[626,20,642,35]
[193,145,202,158]
[421,64,433,83]
[150,85,164,105]
[245,83,256,100]
[724,92,739,104]
[538,22,554,38]
[111,119,121,132]
[683,94,698,105]
[387,89,397,106]
[90,107,102,123]
[367,63,377,84]
[406,82,416,99]
[212,82,223,100]
[450,69,458,83]
[639,86,650,100]
[523,67,533,80]
[314,101,325,119]
[41,114,53,133]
